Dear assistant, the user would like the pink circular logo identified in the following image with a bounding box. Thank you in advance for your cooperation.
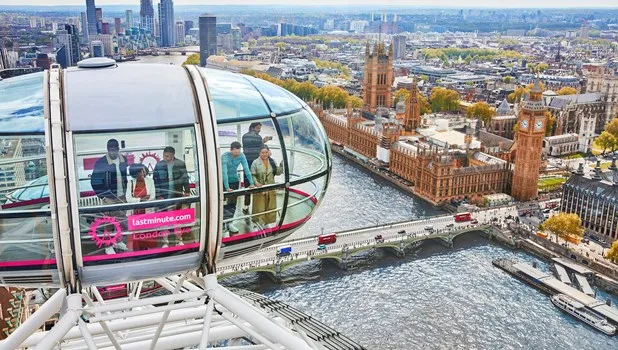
[89,216,123,248]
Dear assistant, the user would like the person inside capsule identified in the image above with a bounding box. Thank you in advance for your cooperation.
[90,139,129,254]
[221,142,254,236]
[126,163,156,251]
[242,122,272,216]
[250,145,283,230]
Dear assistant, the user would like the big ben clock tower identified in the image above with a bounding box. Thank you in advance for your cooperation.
[512,79,546,201]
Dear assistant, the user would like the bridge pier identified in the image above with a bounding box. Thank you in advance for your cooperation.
[397,241,405,258]
[274,260,282,283]
[340,246,349,270]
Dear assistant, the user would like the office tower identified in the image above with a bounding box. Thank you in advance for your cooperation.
[85,0,97,36]
[36,53,51,70]
[231,28,241,51]
[126,10,134,29]
[184,20,193,35]
[199,14,217,66]
[89,34,113,57]
[81,12,89,42]
[95,7,103,34]
[114,18,122,34]
[55,25,80,67]
[140,0,155,35]
[392,34,406,59]
[101,22,110,35]
[176,22,185,45]
[158,0,175,47]
[0,39,9,70]
[216,23,232,34]
[90,40,104,57]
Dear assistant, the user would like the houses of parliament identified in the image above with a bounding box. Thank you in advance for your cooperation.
[313,41,546,206]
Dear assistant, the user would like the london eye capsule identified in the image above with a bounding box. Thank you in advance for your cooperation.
[0,59,331,288]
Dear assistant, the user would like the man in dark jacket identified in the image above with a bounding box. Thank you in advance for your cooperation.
[153,146,191,200]
[91,139,129,201]
[153,146,191,247]
[241,122,271,212]
[90,139,129,254]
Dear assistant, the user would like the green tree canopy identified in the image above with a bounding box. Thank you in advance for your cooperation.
[430,87,459,113]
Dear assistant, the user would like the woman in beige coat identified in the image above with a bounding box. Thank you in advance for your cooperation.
[250,145,284,228]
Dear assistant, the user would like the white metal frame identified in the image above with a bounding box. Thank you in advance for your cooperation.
[0,273,316,350]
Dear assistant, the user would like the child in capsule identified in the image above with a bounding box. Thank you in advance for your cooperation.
[126,164,156,251]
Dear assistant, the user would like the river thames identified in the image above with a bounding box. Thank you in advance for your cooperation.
[129,56,618,349]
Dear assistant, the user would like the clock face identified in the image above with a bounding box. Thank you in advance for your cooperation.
[535,120,544,131]
[521,119,529,129]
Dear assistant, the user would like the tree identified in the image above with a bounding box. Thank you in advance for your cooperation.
[182,53,200,65]
[430,87,459,113]
[539,213,584,242]
[557,86,577,95]
[347,96,363,108]
[606,118,618,139]
[596,131,617,154]
[545,112,556,136]
[607,240,618,264]
[393,89,431,114]
[248,39,257,47]
[535,62,549,72]
[503,76,514,83]
[466,102,495,125]
[274,42,286,50]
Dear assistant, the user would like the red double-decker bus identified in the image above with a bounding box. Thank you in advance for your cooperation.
[318,233,337,245]
[454,212,472,222]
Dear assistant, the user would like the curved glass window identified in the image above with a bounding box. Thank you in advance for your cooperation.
[202,68,270,121]
[243,75,304,115]
[72,127,202,268]
[0,135,57,281]
[0,72,44,133]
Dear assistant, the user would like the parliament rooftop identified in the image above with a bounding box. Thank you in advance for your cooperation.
[0,59,340,350]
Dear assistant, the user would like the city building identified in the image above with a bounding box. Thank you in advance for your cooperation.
[95,7,103,34]
[55,24,80,68]
[199,14,217,67]
[85,0,97,35]
[547,93,603,151]
[562,160,618,242]
[158,0,175,47]
[101,22,110,35]
[176,21,185,45]
[80,11,89,43]
[585,64,618,132]
[511,80,547,201]
[392,34,406,59]
[126,10,134,29]
[140,0,155,35]
[363,42,393,114]
[542,133,579,156]
[184,20,194,35]
[114,18,122,35]
[90,40,104,57]
[89,34,113,57]
[487,98,517,140]
[35,54,51,70]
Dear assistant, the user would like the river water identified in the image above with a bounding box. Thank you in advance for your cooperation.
[130,56,618,349]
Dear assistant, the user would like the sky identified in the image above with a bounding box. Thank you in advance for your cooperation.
[1,0,617,8]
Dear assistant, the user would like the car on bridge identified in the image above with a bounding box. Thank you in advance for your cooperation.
[277,245,292,256]
[397,230,406,234]
[317,244,327,251]
[375,235,384,242]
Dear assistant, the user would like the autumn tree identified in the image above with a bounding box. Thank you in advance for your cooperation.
[347,96,363,108]
[557,86,577,95]
[539,213,585,242]
[596,131,617,153]
[182,53,200,65]
[392,89,430,114]
[545,112,556,136]
[466,102,495,125]
[607,240,618,264]
[430,87,459,113]
[606,118,618,138]
[502,76,514,83]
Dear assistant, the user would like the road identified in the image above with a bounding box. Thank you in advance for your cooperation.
[218,205,519,274]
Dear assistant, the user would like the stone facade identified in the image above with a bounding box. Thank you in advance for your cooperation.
[547,93,603,150]
[512,80,547,201]
[363,42,393,114]
[562,160,618,242]
[585,64,618,132]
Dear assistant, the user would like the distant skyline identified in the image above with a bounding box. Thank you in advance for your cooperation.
[1,0,618,9]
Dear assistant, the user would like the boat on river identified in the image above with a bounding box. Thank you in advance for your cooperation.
[550,294,616,336]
